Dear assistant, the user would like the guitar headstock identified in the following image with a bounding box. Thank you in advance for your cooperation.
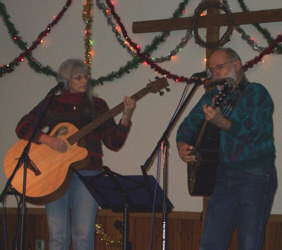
[146,77,169,94]
[213,78,234,108]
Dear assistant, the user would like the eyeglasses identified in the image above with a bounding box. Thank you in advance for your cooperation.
[71,73,90,81]
[208,60,235,73]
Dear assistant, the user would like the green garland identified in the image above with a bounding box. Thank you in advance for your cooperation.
[237,0,282,53]
[92,0,189,85]
[1,0,281,84]
[0,1,58,77]
[0,0,189,84]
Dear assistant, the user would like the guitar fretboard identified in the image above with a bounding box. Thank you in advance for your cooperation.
[67,78,167,145]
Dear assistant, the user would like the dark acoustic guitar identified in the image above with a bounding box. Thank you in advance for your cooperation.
[187,78,235,196]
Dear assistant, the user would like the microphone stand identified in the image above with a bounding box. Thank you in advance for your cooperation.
[0,82,64,250]
[141,77,204,250]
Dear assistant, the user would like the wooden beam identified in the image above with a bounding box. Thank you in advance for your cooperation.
[203,0,221,219]
[132,8,282,33]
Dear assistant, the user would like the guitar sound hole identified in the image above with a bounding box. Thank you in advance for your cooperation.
[53,126,68,137]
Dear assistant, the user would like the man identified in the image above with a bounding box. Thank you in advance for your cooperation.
[176,48,277,250]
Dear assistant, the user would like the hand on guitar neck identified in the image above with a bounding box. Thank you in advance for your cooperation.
[120,96,136,127]
[203,104,231,130]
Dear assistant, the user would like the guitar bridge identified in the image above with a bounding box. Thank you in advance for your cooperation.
[16,158,41,176]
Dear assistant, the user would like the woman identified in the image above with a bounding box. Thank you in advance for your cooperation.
[16,59,136,249]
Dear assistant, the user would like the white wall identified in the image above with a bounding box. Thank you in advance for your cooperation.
[0,0,281,213]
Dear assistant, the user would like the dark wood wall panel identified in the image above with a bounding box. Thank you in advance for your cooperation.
[0,208,281,250]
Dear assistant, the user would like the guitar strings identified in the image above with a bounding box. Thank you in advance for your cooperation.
[205,81,244,141]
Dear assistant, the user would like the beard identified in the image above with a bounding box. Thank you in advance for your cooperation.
[226,66,238,82]
[214,66,239,90]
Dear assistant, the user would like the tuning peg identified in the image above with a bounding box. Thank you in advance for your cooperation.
[159,90,164,96]
[155,76,160,80]
[166,87,170,92]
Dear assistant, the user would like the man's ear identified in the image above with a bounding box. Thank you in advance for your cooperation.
[234,59,241,72]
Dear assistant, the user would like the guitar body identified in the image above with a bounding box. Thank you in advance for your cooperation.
[4,122,88,204]
[187,147,218,196]
[187,121,220,196]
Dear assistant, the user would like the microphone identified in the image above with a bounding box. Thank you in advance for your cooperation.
[54,81,66,94]
[208,78,234,88]
[55,81,66,89]
[191,69,212,80]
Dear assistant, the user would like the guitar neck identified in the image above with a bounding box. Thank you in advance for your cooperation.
[67,84,158,145]
[194,120,208,149]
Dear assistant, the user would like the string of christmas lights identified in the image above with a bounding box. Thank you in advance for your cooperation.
[104,0,191,83]
[105,0,282,82]
[237,0,282,54]
[0,0,73,78]
[0,0,281,83]
[96,0,192,63]
[91,0,190,85]
[223,0,282,54]
[243,34,282,71]
[0,2,57,76]
[0,0,190,82]
[82,0,94,67]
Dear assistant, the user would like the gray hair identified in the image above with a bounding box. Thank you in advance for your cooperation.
[57,59,95,100]
[210,47,245,76]
[57,59,90,83]
[210,47,241,63]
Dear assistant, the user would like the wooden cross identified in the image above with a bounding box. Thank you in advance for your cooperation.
[132,0,282,216]
[132,0,282,59]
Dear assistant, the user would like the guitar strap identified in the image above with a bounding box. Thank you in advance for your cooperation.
[79,94,94,127]
[72,94,94,169]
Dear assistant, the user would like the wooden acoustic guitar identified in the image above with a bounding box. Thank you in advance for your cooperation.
[187,79,234,196]
[4,77,168,204]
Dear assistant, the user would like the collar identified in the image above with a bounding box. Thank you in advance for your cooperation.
[57,89,86,104]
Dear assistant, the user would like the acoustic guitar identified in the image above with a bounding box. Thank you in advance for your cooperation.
[187,79,234,196]
[4,77,168,204]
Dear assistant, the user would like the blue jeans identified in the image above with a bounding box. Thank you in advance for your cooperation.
[200,165,277,250]
[46,170,99,250]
